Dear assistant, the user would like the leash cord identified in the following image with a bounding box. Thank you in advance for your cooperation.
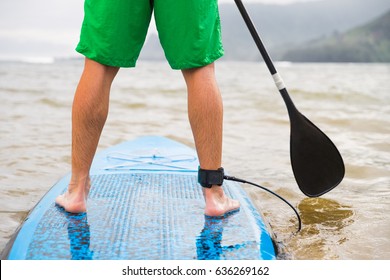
[224,175,302,233]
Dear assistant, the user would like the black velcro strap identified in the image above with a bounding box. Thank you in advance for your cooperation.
[198,167,225,188]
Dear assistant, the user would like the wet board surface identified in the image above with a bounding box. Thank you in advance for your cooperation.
[4,136,276,260]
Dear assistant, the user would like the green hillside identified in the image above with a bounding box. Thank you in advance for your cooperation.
[282,10,390,62]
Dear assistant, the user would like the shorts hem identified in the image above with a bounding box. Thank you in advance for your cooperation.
[170,49,224,70]
[76,45,137,68]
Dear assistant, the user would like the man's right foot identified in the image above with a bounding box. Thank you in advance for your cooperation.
[203,186,240,217]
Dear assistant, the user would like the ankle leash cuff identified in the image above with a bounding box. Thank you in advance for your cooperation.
[198,167,224,188]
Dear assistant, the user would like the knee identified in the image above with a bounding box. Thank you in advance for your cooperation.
[182,63,215,84]
[84,58,119,80]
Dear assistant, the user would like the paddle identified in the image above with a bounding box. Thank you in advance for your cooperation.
[234,0,345,197]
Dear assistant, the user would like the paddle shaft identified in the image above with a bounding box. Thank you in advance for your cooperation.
[234,0,286,92]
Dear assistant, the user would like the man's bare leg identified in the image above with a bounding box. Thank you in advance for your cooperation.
[56,58,119,213]
[182,63,240,217]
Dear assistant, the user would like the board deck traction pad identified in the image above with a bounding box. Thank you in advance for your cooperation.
[5,136,276,260]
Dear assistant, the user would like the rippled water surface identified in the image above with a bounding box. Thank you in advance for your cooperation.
[0,60,389,259]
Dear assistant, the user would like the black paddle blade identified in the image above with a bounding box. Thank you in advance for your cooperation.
[280,89,345,197]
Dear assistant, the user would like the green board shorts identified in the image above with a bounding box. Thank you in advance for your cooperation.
[76,0,224,69]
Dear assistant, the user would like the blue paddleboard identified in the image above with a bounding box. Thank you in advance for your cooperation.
[2,136,276,260]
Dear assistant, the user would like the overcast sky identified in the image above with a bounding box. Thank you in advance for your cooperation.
[0,0,322,60]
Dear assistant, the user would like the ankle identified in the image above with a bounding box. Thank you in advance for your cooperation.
[69,174,91,193]
[203,186,226,200]
[70,173,90,185]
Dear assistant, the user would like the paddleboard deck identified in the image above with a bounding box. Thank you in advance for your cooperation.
[2,136,276,260]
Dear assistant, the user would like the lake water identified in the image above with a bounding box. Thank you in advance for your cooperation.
[0,59,389,259]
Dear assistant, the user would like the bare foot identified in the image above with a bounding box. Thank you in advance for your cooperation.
[55,178,90,213]
[203,186,240,217]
